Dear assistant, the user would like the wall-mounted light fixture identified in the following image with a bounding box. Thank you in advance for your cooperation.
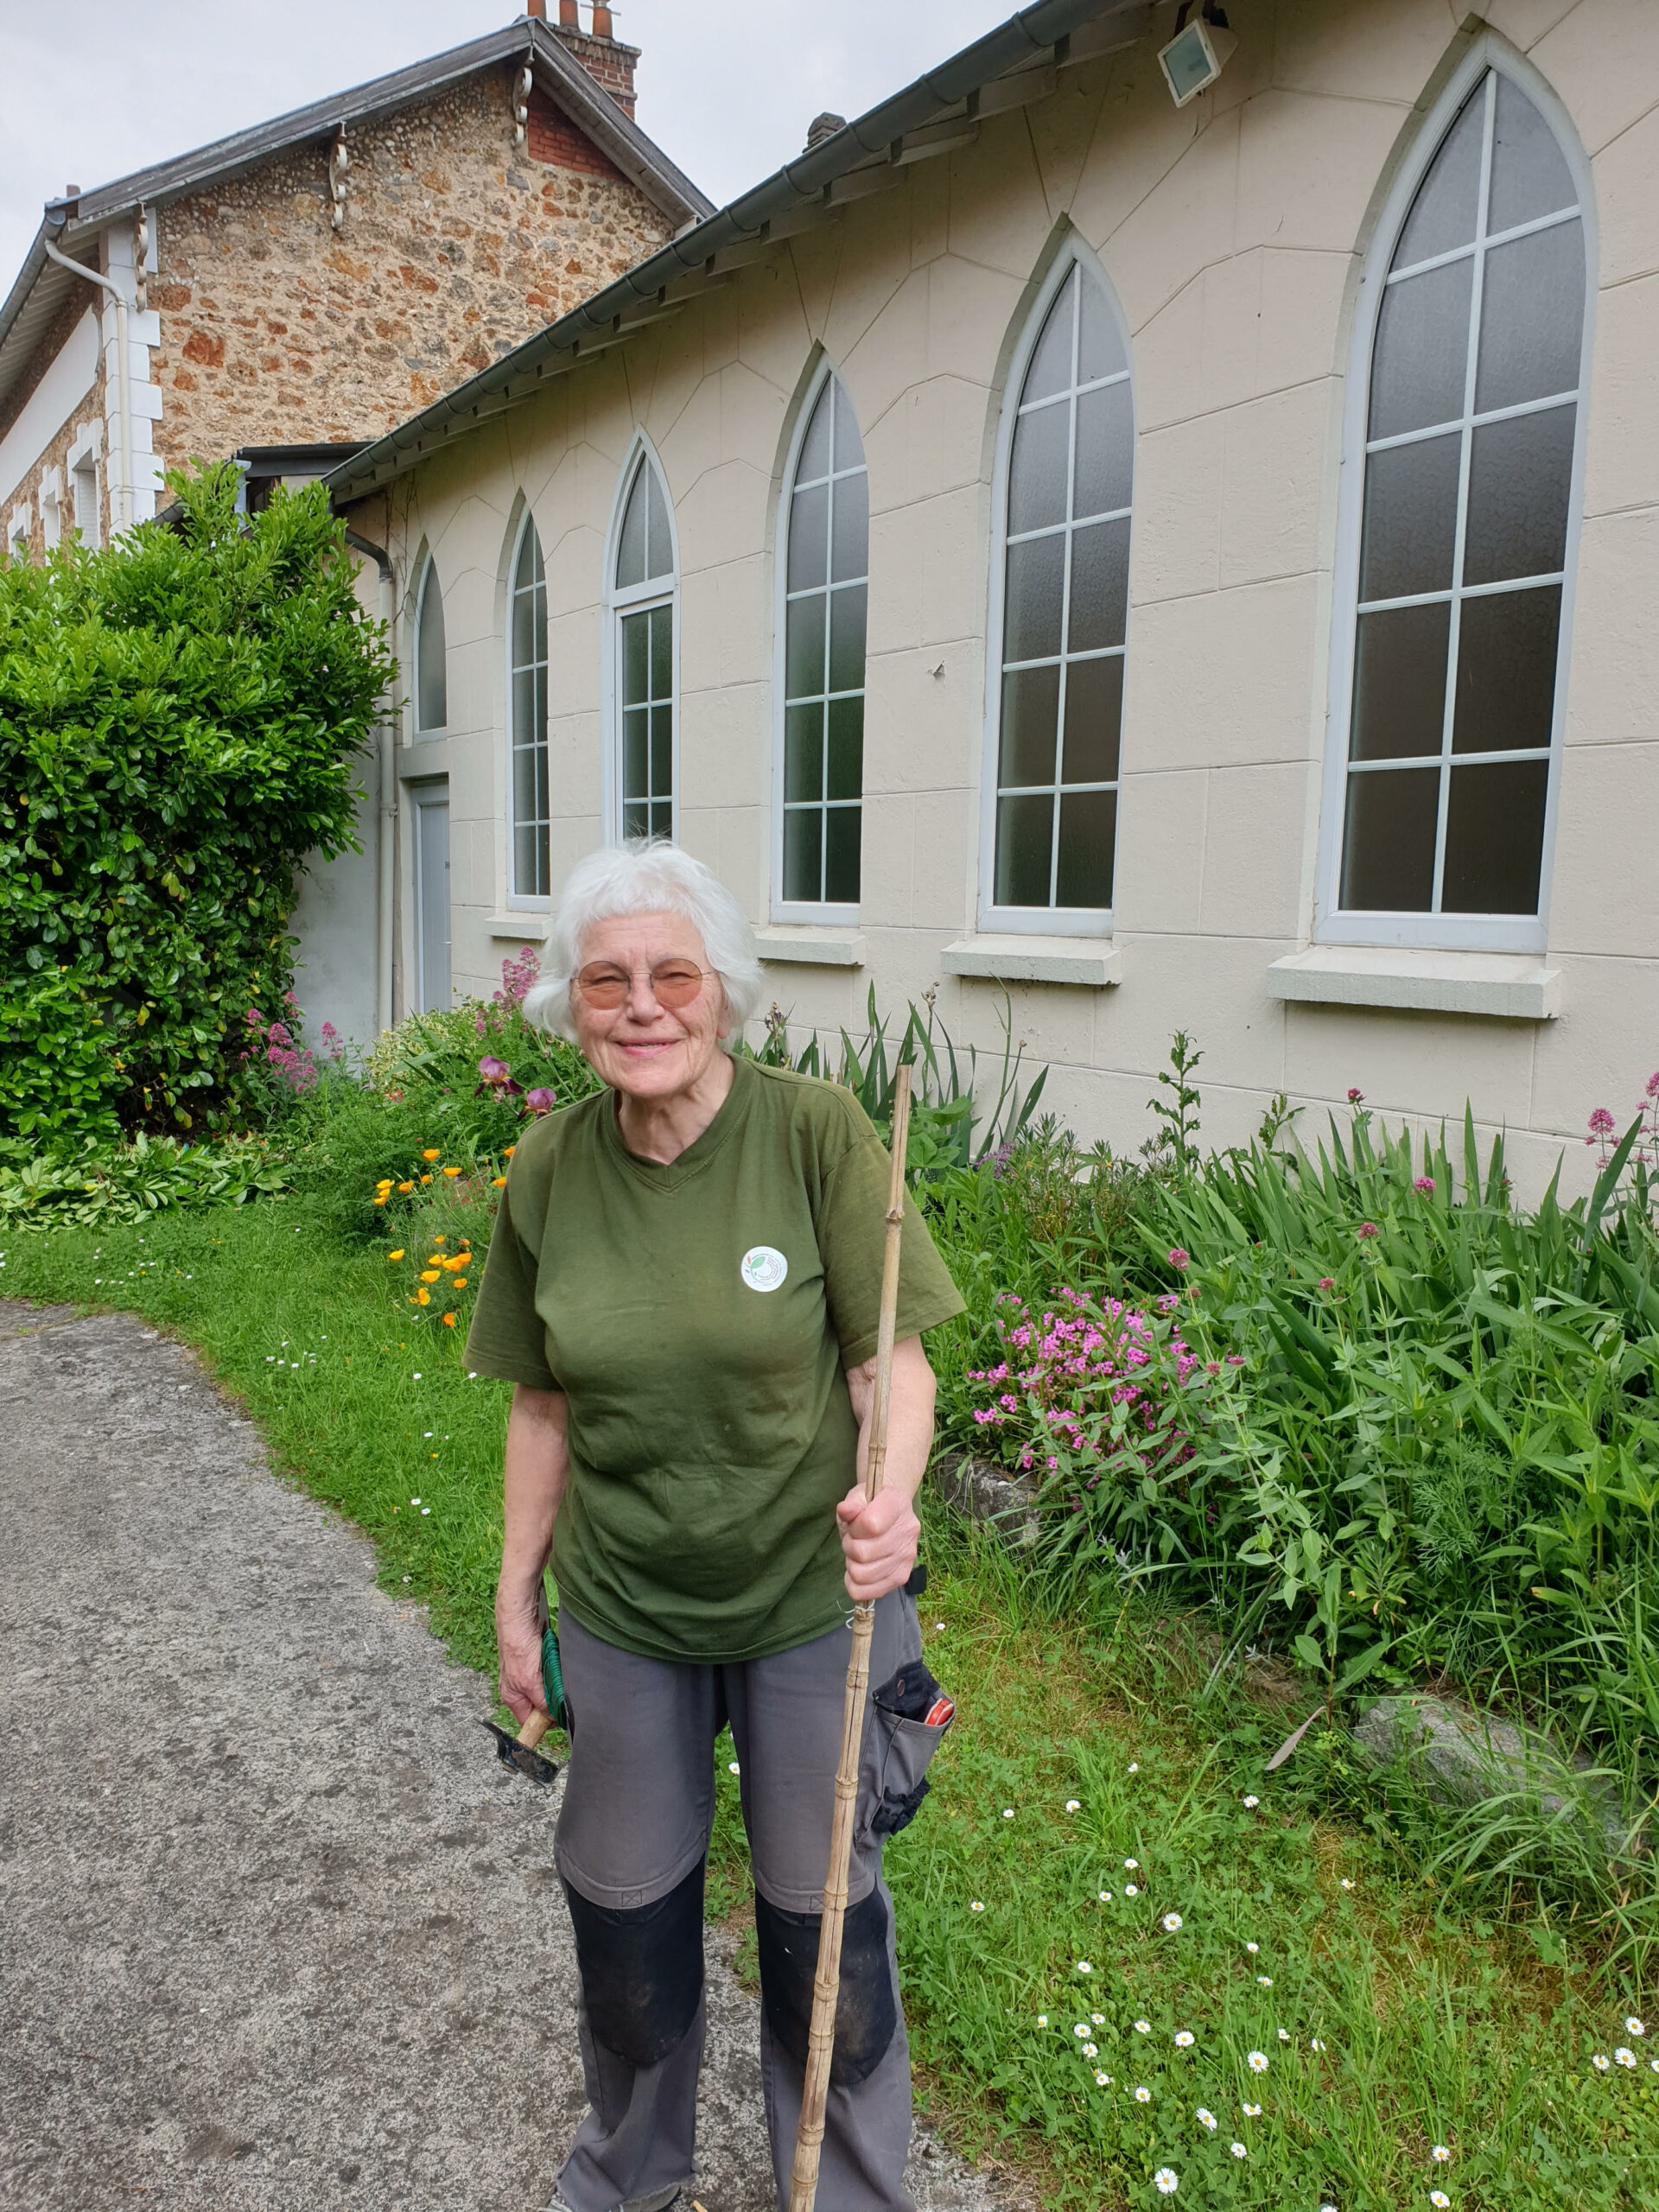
[1158,3,1236,109]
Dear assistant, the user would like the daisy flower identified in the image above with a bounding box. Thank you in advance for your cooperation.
[1243,1795,1259,1808]
[728,1760,741,1774]
[1174,2031,1194,2048]
[1091,2012,1105,2025]
[1230,2142,1247,2159]
[1340,1878,1355,1891]
[1094,2069,1110,2085]
[1073,2024,1090,2039]
[1592,2053,1610,2071]
[1242,2101,1262,2117]
[969,1901,985,1914]
[1626,2017,1646,2037]
[1431,2196,1451,2210]
[1278,2029,1291,2044]
[1135,2019,1152,2034]
[1154,2172,1178,2197]
[1195,2107,1217,2131]
[1257,1975,1274,1986]
[1247,2051,1269,2074]
[1125,1858,1140,1871]
[1002,1808,1014,1820]
[1036,2016,1048,2028]
[1083,2043,1097,2058]
[1128,1762,1140,1774]
[1125,1883,1140,1897]
[1077,1961,1093,1974]
[1616,2048,1637,2069]
[1245,1941,1260,1955]
[1312,2039,1326,2053]
[1163,1914,1184,1933]
[1065,1798,1081,1812]
[1099,1890,1114,1902]
[1135,2085,1152,2103]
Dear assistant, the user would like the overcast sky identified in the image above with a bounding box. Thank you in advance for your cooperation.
[0,0,1021,283]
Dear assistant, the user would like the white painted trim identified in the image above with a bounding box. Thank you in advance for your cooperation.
[1268,945,1561,1020]
[770,353,866,926]
[754,925,867,967]
[38,465,62,549]
[505,505,551,909]
[943,934,1122,986]
[486,913,551,941]
[411,547,449,737]
[1314,34,1598,957]
[0,308,98,508]
[977,232,1130,941]
[601,430,680,845]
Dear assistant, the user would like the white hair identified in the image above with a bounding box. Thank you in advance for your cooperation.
[524,840,764,1046]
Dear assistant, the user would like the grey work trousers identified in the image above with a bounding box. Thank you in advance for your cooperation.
[551,1593,932,2212]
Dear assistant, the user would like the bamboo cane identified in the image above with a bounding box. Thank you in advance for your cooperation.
[787,1062,913,2212]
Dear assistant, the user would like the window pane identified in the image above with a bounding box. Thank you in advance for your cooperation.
[645,463,671,581]
[832,378,861,474]
[1067,518,1130,653]
[616,468,646,588]
[1442,758,1549,912]
[995,792,1054,906]
[622,706,649,800]
[1004,533,1065,662]
[826,696,863,800]
[785,704,823,801]
[416,564,447,731]
[1074,381,1134,519]
[1062,654,1123,785]
[1357,432,1459,601]
[798,382,831,481]
[828,582,867,694]
[1351,601,1450,760]
[649,800,672,839]
[622,608,650,705]
[1077,278,1126,383]
[825,804,861,904]
[1395,83,1484,267]
[514,729,543,824]
[515,823,542,895]
[783,806,823,904]
[788,480,830,592]
[1369,260,1472,440]
[1055,787,1116,909]
[512,667,540,751]
[534,576,548,662]
[999,664,1060,787]
[1021,271,1075,405]
[1489,74,1576,234]
[785,594,827,700]
[1452,584,1560,755]
[650,604,672,700]
[515,520,543,594]
[1463,404,1574,585]
[651,703,672,797]
[512,579,537,670]
[830,468,868,584]
[1475,219,1583,414]
[1340,766,1439,910]
[1009,401,1070,536]
[622,798,650,839]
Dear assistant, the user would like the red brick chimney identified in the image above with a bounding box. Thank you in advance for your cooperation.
[538,0,639,115]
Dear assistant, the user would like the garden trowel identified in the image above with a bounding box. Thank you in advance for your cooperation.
[480,1582,565,1787]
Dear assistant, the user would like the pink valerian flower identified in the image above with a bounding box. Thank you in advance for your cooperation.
[1648,1072,1659,1100]
[494,946,542,1007]
[1357,1221,1380,1238]
[1318,1276,1336,1291]
[240,1005,319,1093]
[1588,1107,1617,1139]
[1167,1248,1190,1270]
[1347,1087,1363,1104]
[965,1287,1201,1481]
[319,1020,344,1061]
[1414,1175,1434,1192]
[524,1087,557,1114]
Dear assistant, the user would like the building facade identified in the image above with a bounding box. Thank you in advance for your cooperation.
[334,2,1659,1185]
[0,8,707,561]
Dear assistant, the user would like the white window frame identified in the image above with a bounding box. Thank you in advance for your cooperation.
[67,422,102,550]
[39,467,62,550]
[772,358,868,925]
[411,547,448,738]
[1314,35,1596,957]
[976,237,1134,941]
[601,434,680,846]
[505,505,550,911]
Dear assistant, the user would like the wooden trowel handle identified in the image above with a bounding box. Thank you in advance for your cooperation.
[518,1705,552,1751]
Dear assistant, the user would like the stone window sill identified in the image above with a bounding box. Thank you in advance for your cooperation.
[942,934,1122,988]
[486,914,550,943]
[753,927,866,968]
[1268,946,1562,1020]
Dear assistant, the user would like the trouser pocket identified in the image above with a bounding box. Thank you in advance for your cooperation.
[866,1660,955,1838]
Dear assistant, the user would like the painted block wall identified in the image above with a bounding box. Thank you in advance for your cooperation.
[343,0,1659,1195]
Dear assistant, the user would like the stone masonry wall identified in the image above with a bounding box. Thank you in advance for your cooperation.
[147,66,673,468]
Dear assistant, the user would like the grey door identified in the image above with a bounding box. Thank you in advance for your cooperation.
[413,788,451,1012]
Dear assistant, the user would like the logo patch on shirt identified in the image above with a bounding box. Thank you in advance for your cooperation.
[741,1245,789,1294]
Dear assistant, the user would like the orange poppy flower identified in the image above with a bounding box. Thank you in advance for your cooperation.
[432,1236,447,1247]
[419,1173,432,1185]
[504,1146,516,1159]
[422,1148,441,1161]
[416,1287,430,1306]
[388,1249,405,1262]
[442,1166,461,1179]
[491,1175,506,1188]
[397,1180,413,1193]
[419,1269,441,1284]
[454,1275,468,1289]
[442,1313,458,1327]
[372,1194,388,1205]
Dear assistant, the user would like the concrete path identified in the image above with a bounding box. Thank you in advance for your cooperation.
[0,1304,1004,2212]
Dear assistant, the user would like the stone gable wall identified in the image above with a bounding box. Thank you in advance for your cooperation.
[148,68,672,468]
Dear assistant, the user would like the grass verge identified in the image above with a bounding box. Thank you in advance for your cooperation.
[3,1202,1656,2210]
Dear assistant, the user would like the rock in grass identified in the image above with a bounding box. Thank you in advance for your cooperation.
[931,1450,1041,1548]
[1352,1693,1640,1860]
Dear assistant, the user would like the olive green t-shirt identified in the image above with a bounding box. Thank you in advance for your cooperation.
[465,1055,965,1663]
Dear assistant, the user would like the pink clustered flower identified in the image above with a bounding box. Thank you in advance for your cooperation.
[241,1004,317,1095]
[1317,1275,1336,1291]
[1347,1087,1364,1105]
[495,946,542,1007]
[966,1287,1199,1479]
[1414,1175,1434,1193]
[1167,1247,1190,1270]
[1586,1071,1659,1173]
[1357,1221,1380,1239]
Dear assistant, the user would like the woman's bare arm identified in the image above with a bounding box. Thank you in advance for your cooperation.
[494,1382,570,1721]
[837,1335,937,1603]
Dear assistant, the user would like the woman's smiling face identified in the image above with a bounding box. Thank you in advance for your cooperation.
[570,909,729,1103]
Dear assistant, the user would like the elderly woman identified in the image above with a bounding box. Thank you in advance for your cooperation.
[466,841,963,2212]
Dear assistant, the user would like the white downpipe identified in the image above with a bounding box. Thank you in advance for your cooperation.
[43,238,132,537]
[344,528,398,1037]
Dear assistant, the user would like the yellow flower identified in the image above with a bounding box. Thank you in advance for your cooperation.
[419,1269,441,1284]
[442,1165,461,1179]
[454,1275,468,1288]
[432,1236,447,1247]
[492,1175,506,1188]
[416,1287,430,1306]
[504,1145,516,1159]
[388,1249,405,1262]
[442,1312,457,1327]
[422,1148,441,1161]
[397,1180,413,1193]
[372,1194,388,1205]
[419,1173,432,1185]
[375,1179,393,1192]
